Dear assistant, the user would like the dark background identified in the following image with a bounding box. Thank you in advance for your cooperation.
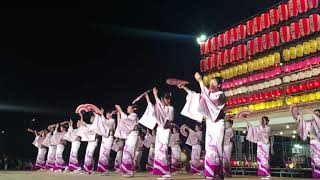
[0,1,279,159]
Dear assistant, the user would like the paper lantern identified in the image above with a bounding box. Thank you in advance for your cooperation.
[212,53,219,67]
[288,0,299,17]
[316,91,320,99]
[254,16,262,32]
[238,24,247,40]
[307,0,319,9]
[242,63,248,73]
[263,56,269,68]
[218,33,225,48]
[290,22,301,40]
[269,8,280,26]
[297,0,309,13]
[258,58,264,69]
[237,64,243,75]
[269,31,280,47]
[253,60,259,71]
[229,67,234,78]
[274,52,281,64]
[315,78,320,88]
[283,49,291,61]
[309,14,320,33]
[293,96,301,103]
[225,30,232,45]
[269,54,275,65]
[301,94,310,102]
[262,33,271,50]
[317,37,320,50]
[200,43,206,55]
[307,80,315,90]
[293,85,300,93]
[206,56,213,71]
[231,46,239,62]
[278,4,289,21]
[238,44,247,59]
[247,40,255,56]
[225,49,232,64]
[296,44,304,57]
[290,47,297,59]
[206,38,213,53]
[200,59,206,72]
[212,36,219,51]
[286,97,293,105]
[254,36,263,53]
[248,61,254,72]
[309,93,316,101]
[280,26,292,43]
[303,41,311,55]
[233,66,238,77]
[231,27,239,43]
[247,19,255,36]
[219,51,226,65]
[310,39,317,53]
[299,82,308,92]
[299,18,311,36]
[261,12,271,30]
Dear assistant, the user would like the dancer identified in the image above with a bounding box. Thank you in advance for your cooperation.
[112,137,125,171]
[290,106,320,179]
[180,124,203,174]
[143,87,174,179]
[144,129,156,172]
[169,125,181,173]
[134,133,144,171]
[178,73,226,180]
[29,129,47,171]
[223,119,234,177]
[114,104,139,177]
[43,125,57,171]
[52,122,68,171]
[246,116,271,177]
[64,119,82,172]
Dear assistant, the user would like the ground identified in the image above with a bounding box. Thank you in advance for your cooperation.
[0,171,311,180]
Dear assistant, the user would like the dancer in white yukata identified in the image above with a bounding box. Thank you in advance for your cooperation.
[178,73,226,180]
[29,129,47,171]
[169,126,181,173]
[245,116,271,178]
[290,106,320,179]
[43,125,57,171]
[64,120,82,172]
[51,123,68,172]
[223,119,234,177]
[114,104,139,177]
[112,137,125,171]
[144,129,156,172]
[134,134,144,171]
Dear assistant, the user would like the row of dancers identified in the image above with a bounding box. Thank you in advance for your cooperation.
[28,72,320,179]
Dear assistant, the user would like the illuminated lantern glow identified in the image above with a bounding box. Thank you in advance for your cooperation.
[303,41,311,55]
[254,16,262,32]
[238,24,247,40]
[247,39,255,56]
[292,85,299,93]
[286,86,293,94]
[262,33,271,50]
[310,39,317,53]
[269,31,280,47]
[283,49,290,61]
[219,51,226,66]
[309,14,320,33]
[231,46,239,62]
[307,0,319,9]
[290,46,297,59]
[238,44,247,60]
[218,33,225,48]
[299,82,307,92]
[288,0,299,17]
[225,49,232,64]
[274,52,281,64]
[278,4,289,21]
[296,44,304,57]
[207,38,213,53]
[231,27,239,43]
[315,78,320,88]
[307,80,315,90]
[290,22,301,40]
[280,26,292,43]
[246,19,255,36]
[212,53,219,67]
[225,30,232,45]
[261,12,271,30]
[299,18,311,36]
[254,36,263,53]
[212,36,219,51]
[297,0,309,13]
[206,56,213,71]
[269,8,280,26]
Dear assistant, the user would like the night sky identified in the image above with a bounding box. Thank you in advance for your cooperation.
[0,1,279,158]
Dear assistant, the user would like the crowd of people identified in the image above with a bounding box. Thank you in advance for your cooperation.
[27,72,320,180]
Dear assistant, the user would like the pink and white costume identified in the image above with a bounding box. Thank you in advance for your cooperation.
[51,129,67,171]
[42,132,56,170]
[112,139,125,171]
[32,134,47,170]
[223,127,234,176]
[64,126,81,171]
[134,136,144,171]
[144,133,156,171]
[169,132,181,172]
[246,122,271,177]
[184,128,203,173]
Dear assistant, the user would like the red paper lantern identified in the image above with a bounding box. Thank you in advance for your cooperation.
[207,38,213,53]
[277,89,284,96]
[292,85,299,93]
[238,24,247,40]
[233,98,238,105]
[247,39,255,56]
[315,78,320,88]
[299,82,307,92]
[299,18,311,36]
[212,36,219,51]
[272,89,278,97]
[307,0,319,9]
[297,0,309,13]
[286,86,293,94]
[269,31,280,47]
[262,33,271,50]
[309,14,320,33]
[254,94,259,101]
[254,36,263,53]
[290,21,301,40]
[206,56,212,71]
[278,4,289,21]
[200,43,206,55]
[218,33,225,48]
[259,93,264,100]
[261,12,271,30]
[288,0,299,17]
[269,8,280,26]
[238,44,247,60]
[225,30,232,45]
[212,53,219,67]
[307,80,315,90]
[280,26,292,43]
[254,16,262,32]
[225,49,232,64]
[231,46,239,62]
[247,19,255,36]
[231,27,239,43]
[200,59,206,72]
[219,51,226,65]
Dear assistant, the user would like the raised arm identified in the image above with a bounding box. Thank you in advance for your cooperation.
[115,104,127,119]
[145,93,151,104]
[177,84,191,94]
[194,72,204,87]
[152,87,161,103]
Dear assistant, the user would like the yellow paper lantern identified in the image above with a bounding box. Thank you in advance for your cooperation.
[248,61,254,72]
[265,102,271,109]
[253,60,259,71]
[263,56,269,68]
[296,44,304,57]
[249,104,255,110]
[286,97,293,105]
[293,96,301,104]
[316,92,320,100]
[229,68,234,78]
[271,101,277,108]
[309,39,317,53]
[215,72,220,77]
[243,106,248,110]
[316,37,320,51]
[260,102,266,110]
[268,54,275,66]
[233,66,238,77]
[309,93,316,101]
[274,52,281,64]
[301,94,309,102]
[258,58,264,70]
[237,64,243,75]
[242,63,248,73]
[283,49,290,61]
[303,42,311,55]
[277,99,284,107]
[203,76,209,86]
[254,103,260,110]
[220,70,226,78]
[289,46,297,60]
[225,69,230,79]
